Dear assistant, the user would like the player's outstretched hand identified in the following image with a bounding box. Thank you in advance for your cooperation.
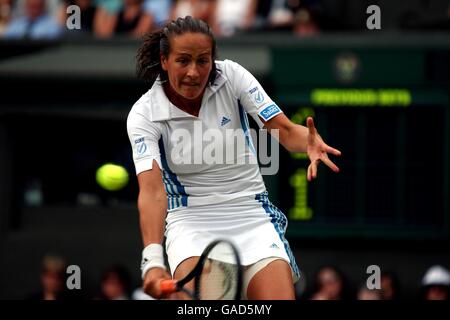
[143,267,173,299]
[306,117,342,181]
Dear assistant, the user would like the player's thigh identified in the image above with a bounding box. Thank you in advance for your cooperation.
[247,259,295,300]
[173,256,200,292]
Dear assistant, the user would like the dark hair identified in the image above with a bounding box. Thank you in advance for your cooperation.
[136,16,218,86]
[381,271,401,300]
[99,264,132,299]
[307,265,354,300]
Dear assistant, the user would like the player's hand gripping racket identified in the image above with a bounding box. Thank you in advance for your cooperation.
[160,239,243,300]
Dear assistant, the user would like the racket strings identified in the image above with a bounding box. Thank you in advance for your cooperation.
[199,259,238,300]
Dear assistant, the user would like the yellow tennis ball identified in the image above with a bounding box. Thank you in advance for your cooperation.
[96,163,129,191]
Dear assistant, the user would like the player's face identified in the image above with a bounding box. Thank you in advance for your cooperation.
[161,32,213,100]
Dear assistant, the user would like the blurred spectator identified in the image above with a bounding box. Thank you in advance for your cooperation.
[293,0,344,32]
[252,0,318,32]
[247,0,323,34]
[94,0,121,14]
[170,0,190,19]
[192,0,215,25]
[252,0,270,29]
[293,6,318,36]
[380,271,401,300]
[266,0,294,30]
[171,0,214,25]
[213,0,257,37]
[0,0,13,35]
[143,0,171,27]
[95,264,132,300]
[27,254,68,300]
[94,0,153,38]
[14,0,60,17]
[420,265,450,300]
[58,0,97,35]
[357,286,382,300]
[309,265,353,300]
[3,0,63,39]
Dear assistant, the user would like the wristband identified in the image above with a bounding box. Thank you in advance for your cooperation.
[141,243,166,279]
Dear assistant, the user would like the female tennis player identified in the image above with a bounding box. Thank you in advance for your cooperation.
[127,16,341,300]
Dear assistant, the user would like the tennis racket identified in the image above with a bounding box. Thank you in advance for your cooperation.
[160,239,243,300]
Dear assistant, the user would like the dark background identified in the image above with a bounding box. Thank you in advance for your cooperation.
[0,0,449,300]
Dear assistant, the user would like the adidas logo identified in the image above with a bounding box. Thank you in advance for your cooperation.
[220,116,231,126]
[141,258,148,268]
[270,243,279,249]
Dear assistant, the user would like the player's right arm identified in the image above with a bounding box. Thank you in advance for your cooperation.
[137,162,172,299]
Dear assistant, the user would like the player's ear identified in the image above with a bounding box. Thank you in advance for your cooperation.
[160,54,168,71]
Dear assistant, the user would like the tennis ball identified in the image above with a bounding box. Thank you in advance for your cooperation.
[96,163,129,191]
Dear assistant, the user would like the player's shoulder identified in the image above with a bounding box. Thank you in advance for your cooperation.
[216,59,253,85]
[216,59,246,74]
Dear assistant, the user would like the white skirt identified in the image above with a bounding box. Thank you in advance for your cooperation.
[164,191,300,281]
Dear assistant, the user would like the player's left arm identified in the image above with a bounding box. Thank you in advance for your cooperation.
[262,113,342,181]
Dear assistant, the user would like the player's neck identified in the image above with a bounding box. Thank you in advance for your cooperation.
[164,83,203,117]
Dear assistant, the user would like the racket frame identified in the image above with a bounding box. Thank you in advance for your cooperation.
[171,239,243,300]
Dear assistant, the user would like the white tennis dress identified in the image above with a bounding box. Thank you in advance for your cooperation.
[127,60,300,280]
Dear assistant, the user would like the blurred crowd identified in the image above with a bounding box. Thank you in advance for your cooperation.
[297,264,450,301]
[26,254,450,300]
[1,0,448,40]
[0,0,323,40]
[26,254,154,300]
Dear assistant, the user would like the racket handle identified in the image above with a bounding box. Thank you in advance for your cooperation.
[160,279,178,294]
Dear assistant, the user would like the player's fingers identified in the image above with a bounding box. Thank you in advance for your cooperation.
[321,155,340,173]
[311,160,318,179]
[160,279,178,296]
[307,163,312,181]
[325,145,342,156]
[143,281,160,299]
[307,117,316,136]
[143,269,172,299]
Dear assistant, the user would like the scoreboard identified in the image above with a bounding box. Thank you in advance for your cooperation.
[270,43,450,240]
